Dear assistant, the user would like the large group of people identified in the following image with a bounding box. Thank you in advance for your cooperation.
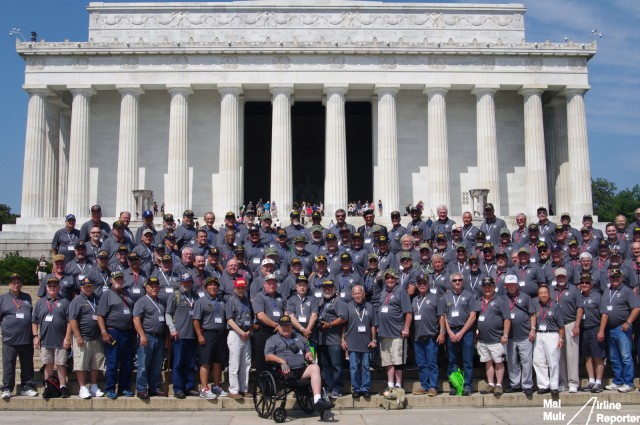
[1,203,639,403]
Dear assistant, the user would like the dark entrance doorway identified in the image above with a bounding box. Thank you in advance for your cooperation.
[243,102,272,205]
[292,102,325,204]
[345,102,373,202]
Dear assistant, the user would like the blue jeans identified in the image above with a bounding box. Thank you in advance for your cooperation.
[318,344,344,395]
[348,351,371,393]
[415,336,440,391]
[172,338,197,393]
[104,328,134,393]
[136,334,165,393]
[608,326,635,386]
[446,331,474,388]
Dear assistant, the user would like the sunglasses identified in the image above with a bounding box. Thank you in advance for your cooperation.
[451,279,463,282]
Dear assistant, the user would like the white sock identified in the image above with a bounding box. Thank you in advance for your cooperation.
[314,394,321,403]
[488,383,495,387]
[595,380,602,385]
[496,384,502,387]
[395,384,402,388]
[388,382,394,388]
[589,378,595,384]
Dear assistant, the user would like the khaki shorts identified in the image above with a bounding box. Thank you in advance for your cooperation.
[40,347,68,365]
[73,337,106,371]
[380,337,406,366]
[477,341,505,363]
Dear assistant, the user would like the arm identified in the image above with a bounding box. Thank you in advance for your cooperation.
[70,319,84,347]
[557,326,565,349]
[597,314,608,342]
[437,316,446,345]
[573,307,583,337]
[622,307,640,332]
[165,313,178,340]
[459,311,477,336]
[63,323,72,350]
[227,318,249,341]
[193,319,206,345]
[401,312,411,339]
[32,322,40,350]
[256,312,281,332]
[97,315,113,344]
[529,313,536,342]
[133,316,148,347]
[341,323,348,351]
[368,326,378,349]
[501,319,511,345]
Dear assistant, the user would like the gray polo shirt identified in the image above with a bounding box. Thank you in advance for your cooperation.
[264,333,307,370]
[477,295,510,344]
[68,293,101,340]
[51,228,81,262]
[123,268,148,303]
[412,292,445,340]
[333,271,362,302]
[32,296,69,349]
[151,269,180,305]
[534,300,564,332]
[86,267,110,298]
[166,288,197,339]
[579,291,602,329]
[463,270,487,299]
[80,220,111,242]
[480,218,508,245]
[599,284,640,328]
[377,284,412,338]
[101,235,135,259]
[226,293,253,332]
[443,289,479,328]
[318,296,348,345]
[514,263,546,297]
[192,293,226,331]
[133,295,166,335]
[0,292,33,345]
[96,289,134,331]
[344,301,376,353]
[506,292,535,340]
[64,258,95,281]
[37,273,77,301]
[552,284,579,324]
[174,224,197,249]
[286,294,318,328]
[252,291,286,328]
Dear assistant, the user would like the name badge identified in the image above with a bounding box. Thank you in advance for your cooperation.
[414,314,422,321]
[299,316,307,323]
[486,235,491,241]
[273,311,281,317]
[519,281,525,287]
[66,245,74,251]
[399,265,404,272]
[451,311,459,318]
[189,311,194,316]
[243,320,251,327]
[78,274,85,281]
[123,308,131,315]
[358,325,366,333]
[340,292,346,298]
[478,315,485,322]
[159,316,165,322]
[530,258,536,263]
[607,305,613,311]
[583,314,586,320]
[133,288,141,294]
[165,287,174,293]
[539,237,546,242]
[92,314,98,321]
[538,324,547,332]
[551,280,557,286]
[365,238,372,244]
[15,313,25,319]
[215,317,223,324]
[430,288,437,294]
[253,258,261,264]
[197,291,205,297]
[314,291,322,298]
[510,313,516,319]
[381,306,389,313]
[45,314,54,322]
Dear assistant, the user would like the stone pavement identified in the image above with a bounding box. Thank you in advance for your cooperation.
[2,403,640,425]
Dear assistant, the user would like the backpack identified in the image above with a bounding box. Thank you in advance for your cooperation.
[379,387,407,410]
[42,375,61,399]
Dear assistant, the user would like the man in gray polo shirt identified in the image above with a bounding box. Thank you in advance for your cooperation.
[0,273,37,399]
[133,277,167,399]
[575,273,606,393]
[552,267,580,393]
[532,285,565,396]
[514,247,546,297]
[51,214,80,263]
[317,280,348,399]
[226,278,253,399]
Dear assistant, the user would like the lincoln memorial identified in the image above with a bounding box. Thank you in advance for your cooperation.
[16,0,596,222]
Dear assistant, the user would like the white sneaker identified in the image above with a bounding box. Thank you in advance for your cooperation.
[569,385,578,393]
[2,390,10,400]
[199,388,217,400]
[605,383,620,391]
[617,384,634,393]
[212,386,228,397]
[89,384,104,398]
[20,388,37,397]
[79,386,92,399]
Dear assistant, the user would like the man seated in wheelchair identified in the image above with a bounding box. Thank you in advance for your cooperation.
[264,315,333,411]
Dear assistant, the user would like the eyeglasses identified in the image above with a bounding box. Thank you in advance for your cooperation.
[579,282,591,285]
[400,258,412,262]
[336,215,345,218]
[451,279,463,282]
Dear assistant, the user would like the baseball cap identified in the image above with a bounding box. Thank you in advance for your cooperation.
[481,276,495,286]
[53,254,65,263]
[504,275,518,285]
[65,214,76,221]
[234,278,247,288]
[180,273,193,282]
[142,210,153,218]
[384,268,399,278]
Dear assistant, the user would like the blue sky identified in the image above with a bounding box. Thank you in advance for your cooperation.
[1,0,638,214]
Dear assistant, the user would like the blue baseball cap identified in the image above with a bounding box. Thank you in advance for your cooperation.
[142,210,153,218]
[65,214,76,221]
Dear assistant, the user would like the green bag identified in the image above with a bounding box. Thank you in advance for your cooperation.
[449,368,464,396]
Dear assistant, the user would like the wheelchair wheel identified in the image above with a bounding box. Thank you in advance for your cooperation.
[273,407,287,423]
[295,389,315,414]
[253,371,277,419]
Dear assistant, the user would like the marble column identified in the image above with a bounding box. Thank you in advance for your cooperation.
[424,84,451,211]
[374,85,400,214]
[57,107,71,216]
[270,85,294,214]
[20,86,50,218]
[43,97,65,218]
[239,95,245,208]
[166,85,192,216]
[519,86,549,216]
[115,86,144,215]
[548,96,570,215]
[218,84,243,216]
[66,86,95,216]
[472,85,501,215]
[324,85,348,218]
[564,87,593,216]
[371,95,379,213]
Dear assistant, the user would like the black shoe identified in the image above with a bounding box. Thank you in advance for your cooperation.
[187,390,200,397]
[137,390,149,400]
[314,399,333,411]
[174,391,186,399]
[504,386,522,393]
[462,387,472,396]
[524,388,533,396]
[360,391,371,398]
[550,389,559,396]
[352,391,361,399]
[60,386,70,398]
[537,388,550,395]
[449,388,457,396]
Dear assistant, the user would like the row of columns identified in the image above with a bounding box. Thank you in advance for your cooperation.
[20,83,593,219]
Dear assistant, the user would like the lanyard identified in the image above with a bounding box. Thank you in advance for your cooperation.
[609,289,619,304]
[519,267,528,280]
[117,291,131,308]
[354,303,366,322]
[12,297,22,312]
[298,295,307,316]
[76,262,86,273]
[555,289,565,303]
[46,299,57,314]
[181,292,195,308]
[452,293,462,309]
[539,301,552,323]
[509,293,519,311]
[146,295,162,313]
[416,295,428,312]
[457,261,467,272]
[462,226,473,240]
[160,271,172,286]
[470,275,480,291]
[481,297,494,313]
[384,289,394,305]
[86,297,96,313]
[100,270,109,286]
[485,263,495,275]
[209,297,221,316]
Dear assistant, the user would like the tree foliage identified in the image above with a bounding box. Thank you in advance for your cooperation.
[0,204,18,231]
[592,178,640,223]
[0,252,43,286]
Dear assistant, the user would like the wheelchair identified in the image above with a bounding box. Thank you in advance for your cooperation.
[253,363,332,422]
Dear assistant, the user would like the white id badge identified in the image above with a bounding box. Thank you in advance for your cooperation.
[215,317,223,324]
[607,305,613,311]
[243,320,251,327]
[365,238,372,244]
[315,291,322,298]
[478,315,485,322]
[253,258,260,264]
[358,326,366,333]
[15,313,25,319]
[540,237,546,242]
[78,274,85,281]
[67,245,74,251]
[273,311,281,317]
[510,313,516,319]
[199,291,205,298]
[414,314,422,321]
[159,316,165,322]
[133,288,141,294]
[519,281,525,287]
[583,314,586,320]
[123,308,131,315]
[538,324,547,331]
[381,306,389,313]
[486,235,491,241]
[92,315,98,321]
[165,287,174,293]
[298,316,307,323]
[430,288,437,294]
[45,314,54,322]
[340,292,346,298]
[551,280,557,286]
[451,311,460,318]
[530,258,536,263]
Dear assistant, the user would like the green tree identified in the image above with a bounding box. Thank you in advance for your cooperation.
[592,178,618,222]
[0,252,41,286]
[0,203,19,231]
[615,184,640,222]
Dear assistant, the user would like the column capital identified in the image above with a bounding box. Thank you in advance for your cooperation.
[167,84,193,96]
[423,84,450,97]
[68,85,97,96]
[561,85,590,97]
[116,85,145,97]
[323,84,349,96]
[217,84,243,96]
[518,85,547,96]
[22,85,53,96]
[374,84,399,96]
[471,84,500,96]
[269,84,294,96]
